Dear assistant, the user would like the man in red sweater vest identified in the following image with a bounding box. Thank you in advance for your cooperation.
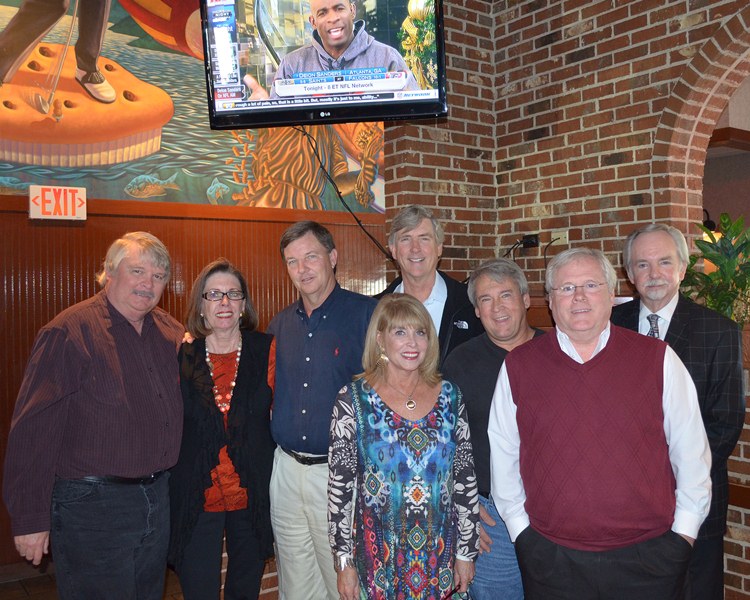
[488,247,711,600]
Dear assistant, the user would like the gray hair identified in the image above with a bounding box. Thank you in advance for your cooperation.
[622,223,689,276]
[467,258,529,307]
[388,205,444,247]
[545,247,617,294]
[96,231,171,287]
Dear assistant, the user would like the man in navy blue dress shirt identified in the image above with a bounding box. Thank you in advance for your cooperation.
[267,220,376,599]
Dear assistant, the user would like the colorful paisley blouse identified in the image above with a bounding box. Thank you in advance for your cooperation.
[328,379,480,600]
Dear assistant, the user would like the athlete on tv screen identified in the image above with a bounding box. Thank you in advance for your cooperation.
[243,0,418,100]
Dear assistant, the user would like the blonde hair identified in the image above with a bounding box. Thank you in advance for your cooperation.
[360,294,441,386]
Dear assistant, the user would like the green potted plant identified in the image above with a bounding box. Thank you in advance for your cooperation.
[680,212,750,327]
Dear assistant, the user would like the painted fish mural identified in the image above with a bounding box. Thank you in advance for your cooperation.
[124,172,180,198]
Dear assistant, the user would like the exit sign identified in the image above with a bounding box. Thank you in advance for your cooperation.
[29,185,87,221]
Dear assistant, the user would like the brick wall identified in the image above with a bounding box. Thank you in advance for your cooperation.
[385,0,750,596]
[387,0,750,288]
[385,0,500,280]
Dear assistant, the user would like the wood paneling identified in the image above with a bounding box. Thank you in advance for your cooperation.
[528,296,553,331]
[0,195,386,565]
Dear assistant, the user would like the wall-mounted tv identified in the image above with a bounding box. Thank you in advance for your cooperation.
[199,0,447,130]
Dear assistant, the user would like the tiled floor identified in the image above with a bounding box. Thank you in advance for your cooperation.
[0,562,184,600]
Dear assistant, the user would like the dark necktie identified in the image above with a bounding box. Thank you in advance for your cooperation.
[647,314,660,339]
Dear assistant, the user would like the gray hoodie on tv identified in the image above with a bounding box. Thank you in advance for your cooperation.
[270,20,419,97]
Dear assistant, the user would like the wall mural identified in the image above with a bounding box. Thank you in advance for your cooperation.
[0,0,439,212]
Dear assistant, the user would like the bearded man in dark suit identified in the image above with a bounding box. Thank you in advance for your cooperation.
[611,223,744,600]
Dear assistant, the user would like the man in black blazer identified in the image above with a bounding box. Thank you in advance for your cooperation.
[378,204,483,365]
[611,223,744,600]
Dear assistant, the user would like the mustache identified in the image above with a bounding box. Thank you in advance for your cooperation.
[134,290,155,299]
[644,278,669,288]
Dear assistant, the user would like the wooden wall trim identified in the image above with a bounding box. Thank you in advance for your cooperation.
[528,296,553,330]
[1,194,385,225]
[709,127,750,153]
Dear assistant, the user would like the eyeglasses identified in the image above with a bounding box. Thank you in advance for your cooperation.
[551,282,606,296]
[202,289,245,302]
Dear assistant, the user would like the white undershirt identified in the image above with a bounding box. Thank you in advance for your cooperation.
[395,272,446,334]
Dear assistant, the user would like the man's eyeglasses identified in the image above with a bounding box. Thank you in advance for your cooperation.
[551,282,606,296]
[202,290,245,302]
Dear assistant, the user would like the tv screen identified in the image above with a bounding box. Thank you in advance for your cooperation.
[200,0,447,130]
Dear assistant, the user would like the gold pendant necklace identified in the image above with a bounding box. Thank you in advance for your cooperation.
[385,375,420,411]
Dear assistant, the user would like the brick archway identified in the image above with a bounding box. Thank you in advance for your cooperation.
[651,5,750,238]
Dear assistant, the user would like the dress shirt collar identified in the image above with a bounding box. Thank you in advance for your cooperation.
[101,290,154,333]
[295,282,342,321]
[637,292,679,340]
[555,323,611,364]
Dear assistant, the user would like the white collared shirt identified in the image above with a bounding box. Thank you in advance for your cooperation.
[637,293,679,340]
[395,272,447,334]
[556,323,611,363]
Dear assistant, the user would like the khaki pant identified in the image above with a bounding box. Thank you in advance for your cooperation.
[270,447,338,600]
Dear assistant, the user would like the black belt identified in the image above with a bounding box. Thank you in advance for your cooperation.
[282,447,327,466]
[80,471,166,485]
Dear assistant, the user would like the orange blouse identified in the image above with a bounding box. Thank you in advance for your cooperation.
[204,350,248,512]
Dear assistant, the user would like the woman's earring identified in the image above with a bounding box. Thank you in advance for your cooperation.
[377,347,389,366]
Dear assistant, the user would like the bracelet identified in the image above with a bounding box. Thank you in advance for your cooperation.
[333,552,355,572]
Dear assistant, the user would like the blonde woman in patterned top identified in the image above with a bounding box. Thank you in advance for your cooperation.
[328,294,480,600]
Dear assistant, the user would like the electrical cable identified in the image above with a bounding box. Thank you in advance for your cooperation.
[503,239,522,259]
[543,237,560,270]
[292,125,392,260]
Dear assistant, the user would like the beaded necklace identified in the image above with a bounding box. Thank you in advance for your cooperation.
[205,338,242,414]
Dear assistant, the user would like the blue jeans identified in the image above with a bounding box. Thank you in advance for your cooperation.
[50,473,170,600]
[469,495,524,600]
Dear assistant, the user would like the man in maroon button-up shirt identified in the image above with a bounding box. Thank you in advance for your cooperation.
[3,231,184,600]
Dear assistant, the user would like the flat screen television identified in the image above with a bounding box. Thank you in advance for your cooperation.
[199,0,447,130]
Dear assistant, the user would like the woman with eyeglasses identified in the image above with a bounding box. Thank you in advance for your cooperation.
[168,258,275,600]
[328,294,480,600]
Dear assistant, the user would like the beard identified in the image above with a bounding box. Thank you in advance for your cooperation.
[641,278,673,301]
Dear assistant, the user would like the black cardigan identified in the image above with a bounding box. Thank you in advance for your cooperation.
[168,330,275,567]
